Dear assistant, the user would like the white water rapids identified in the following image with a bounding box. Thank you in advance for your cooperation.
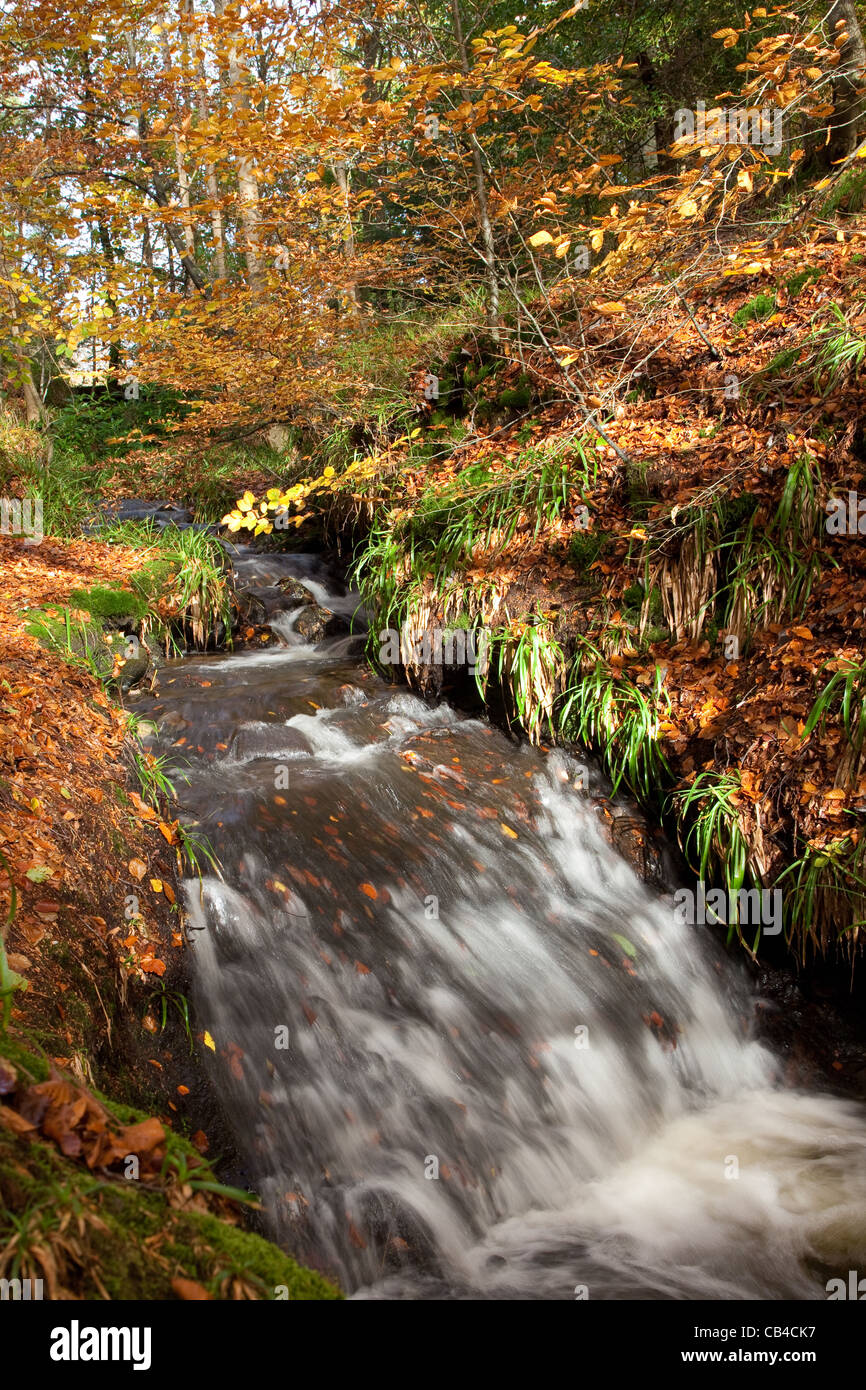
[140,548,866,1300]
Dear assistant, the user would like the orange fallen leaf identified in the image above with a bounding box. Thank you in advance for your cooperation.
[172,1278,212,1300]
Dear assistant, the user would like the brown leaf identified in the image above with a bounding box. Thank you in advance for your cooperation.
[116,1116,166,1155]
[0,1106,36,1135]
[172,1277,212,1300]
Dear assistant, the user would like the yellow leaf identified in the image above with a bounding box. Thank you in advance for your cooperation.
[150,879,163,893]
[203,1030,216,1051]
[528,229,554,248]
[500,823,518,839]
[594,301,627,315]
[678,199,699,219]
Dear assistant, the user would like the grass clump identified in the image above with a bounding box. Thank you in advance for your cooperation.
[560,659,670,800]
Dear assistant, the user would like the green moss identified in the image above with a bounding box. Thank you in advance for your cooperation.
[820,168,866,217]
[786,268,821,299]
[0,1033,50,1082]
[732,293,776,327]
[172,1211,342,1299]
[24,607,138,680]
[68,584,147,624]
[497,378,532,411]
[763,346,801,377]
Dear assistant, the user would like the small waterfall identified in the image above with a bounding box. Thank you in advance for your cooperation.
[140,548,866,1299]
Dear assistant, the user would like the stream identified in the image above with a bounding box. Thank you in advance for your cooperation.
[138,544,866,1300]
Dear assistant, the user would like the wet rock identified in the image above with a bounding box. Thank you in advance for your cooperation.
[235,624,279,649]
[141,631,168,670]
[227,724,310,763]
[234,583,316,629]
[294,604,348,642]
[102,633,151,690]
[116,653,151,691]
[235,589,269,627]
[593,803,671,891]
[277,576,316,607]
[254,585,309,618]
[158,709,190,733]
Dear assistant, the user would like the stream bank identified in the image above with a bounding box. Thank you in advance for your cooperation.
[0,529,340,1299]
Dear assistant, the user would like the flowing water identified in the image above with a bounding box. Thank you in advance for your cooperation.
[139,546,866,1300]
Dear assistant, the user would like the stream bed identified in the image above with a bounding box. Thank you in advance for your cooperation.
[138,545,866,1300]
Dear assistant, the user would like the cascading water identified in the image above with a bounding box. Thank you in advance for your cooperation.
[140,546,866,1300]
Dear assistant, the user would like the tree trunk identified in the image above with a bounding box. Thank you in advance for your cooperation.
[160,17,196,280]
[95,220,123,372]
[826,0,866,161]
[330,158,360,312]
[214,0,264,291]
[450,0,499,338]
[0,245,46,423]
[190,0,227,282]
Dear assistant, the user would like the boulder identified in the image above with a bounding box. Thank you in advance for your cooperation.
[294,604,348,642]
[276,576,316,607]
